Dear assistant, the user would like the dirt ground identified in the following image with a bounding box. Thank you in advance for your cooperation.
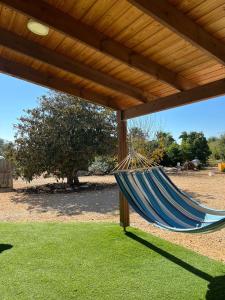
[0,169,225,263]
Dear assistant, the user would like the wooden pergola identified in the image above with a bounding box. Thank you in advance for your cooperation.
[1,0,225,228]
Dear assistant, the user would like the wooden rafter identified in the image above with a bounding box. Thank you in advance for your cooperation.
[0,28,150,103]
[0,0,197,91]
[124,78,225,119]
[129,0,225,65]
[0,57,120,109]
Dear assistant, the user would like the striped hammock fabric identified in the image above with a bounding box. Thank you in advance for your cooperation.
[115,167,225,233]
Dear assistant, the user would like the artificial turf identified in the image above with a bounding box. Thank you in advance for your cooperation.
[0,222,224,299]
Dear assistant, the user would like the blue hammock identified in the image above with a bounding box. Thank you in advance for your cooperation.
[115,167,225,233]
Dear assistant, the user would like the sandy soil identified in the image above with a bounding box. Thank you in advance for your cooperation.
[0,169,225,263]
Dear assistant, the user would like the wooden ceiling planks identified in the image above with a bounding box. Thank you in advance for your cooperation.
[93,4,219,87]
[111,1,225,66]
[0,0,225,115]
[0,46,139,109]
[169,0,206,13]
[0,0,211,91]
[81,0,119,25]
[0,26,154,103]
[0,0,196,92]
[0,45,138,109]
[129,0,225,65]
[184,0,225,21]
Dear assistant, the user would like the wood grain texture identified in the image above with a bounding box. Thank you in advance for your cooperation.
[117,111,130,228]
[129,0,225,65]
[0,27,149,103]
[124,78,225,119]
[0,0,225,116]
[0,0,197,90]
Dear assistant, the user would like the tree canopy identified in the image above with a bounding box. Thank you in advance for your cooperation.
[6,93,117,184]
[127,128,211,166]
[179,131,211,164]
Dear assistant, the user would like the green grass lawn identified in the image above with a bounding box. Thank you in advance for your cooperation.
[0,222,224,300]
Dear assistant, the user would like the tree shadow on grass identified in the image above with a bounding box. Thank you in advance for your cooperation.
[0,244,13,253]
[125,231,225,300]
[11,186,119,216]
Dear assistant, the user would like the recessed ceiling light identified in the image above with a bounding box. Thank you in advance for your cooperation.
[27,19,49,36]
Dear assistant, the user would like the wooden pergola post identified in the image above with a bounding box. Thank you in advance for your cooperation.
[117,111,130,230]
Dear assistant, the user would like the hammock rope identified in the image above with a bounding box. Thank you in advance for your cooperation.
[113,150,157,172]
[114,152,225,233]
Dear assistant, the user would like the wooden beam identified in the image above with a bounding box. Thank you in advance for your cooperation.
[0,57,119,109]
[129,0,225,65]
[124,78,225,119]
[0,28,149,103]
[0,0,196,90]
[117,111,130,229]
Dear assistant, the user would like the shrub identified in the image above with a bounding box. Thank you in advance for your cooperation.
[88,156,117,175]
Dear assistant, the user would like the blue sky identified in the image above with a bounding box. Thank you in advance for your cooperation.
[0,74,48,141]
[0,73,225,142]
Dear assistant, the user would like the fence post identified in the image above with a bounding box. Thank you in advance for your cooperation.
[0,159,13,189]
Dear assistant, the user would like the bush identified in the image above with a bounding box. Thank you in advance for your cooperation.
[88,156,117,175]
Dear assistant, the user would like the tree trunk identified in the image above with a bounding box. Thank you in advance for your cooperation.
[67,172,79,186]
[73,172,80,186]
[67,176,73,186]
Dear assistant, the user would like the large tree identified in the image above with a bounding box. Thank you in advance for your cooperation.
[156,131,175,147]
[6,93,117,185]
[155,132,182,166]
[179,131,211,164]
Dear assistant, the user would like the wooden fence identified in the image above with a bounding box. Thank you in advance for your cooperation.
[0,159,13,188]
